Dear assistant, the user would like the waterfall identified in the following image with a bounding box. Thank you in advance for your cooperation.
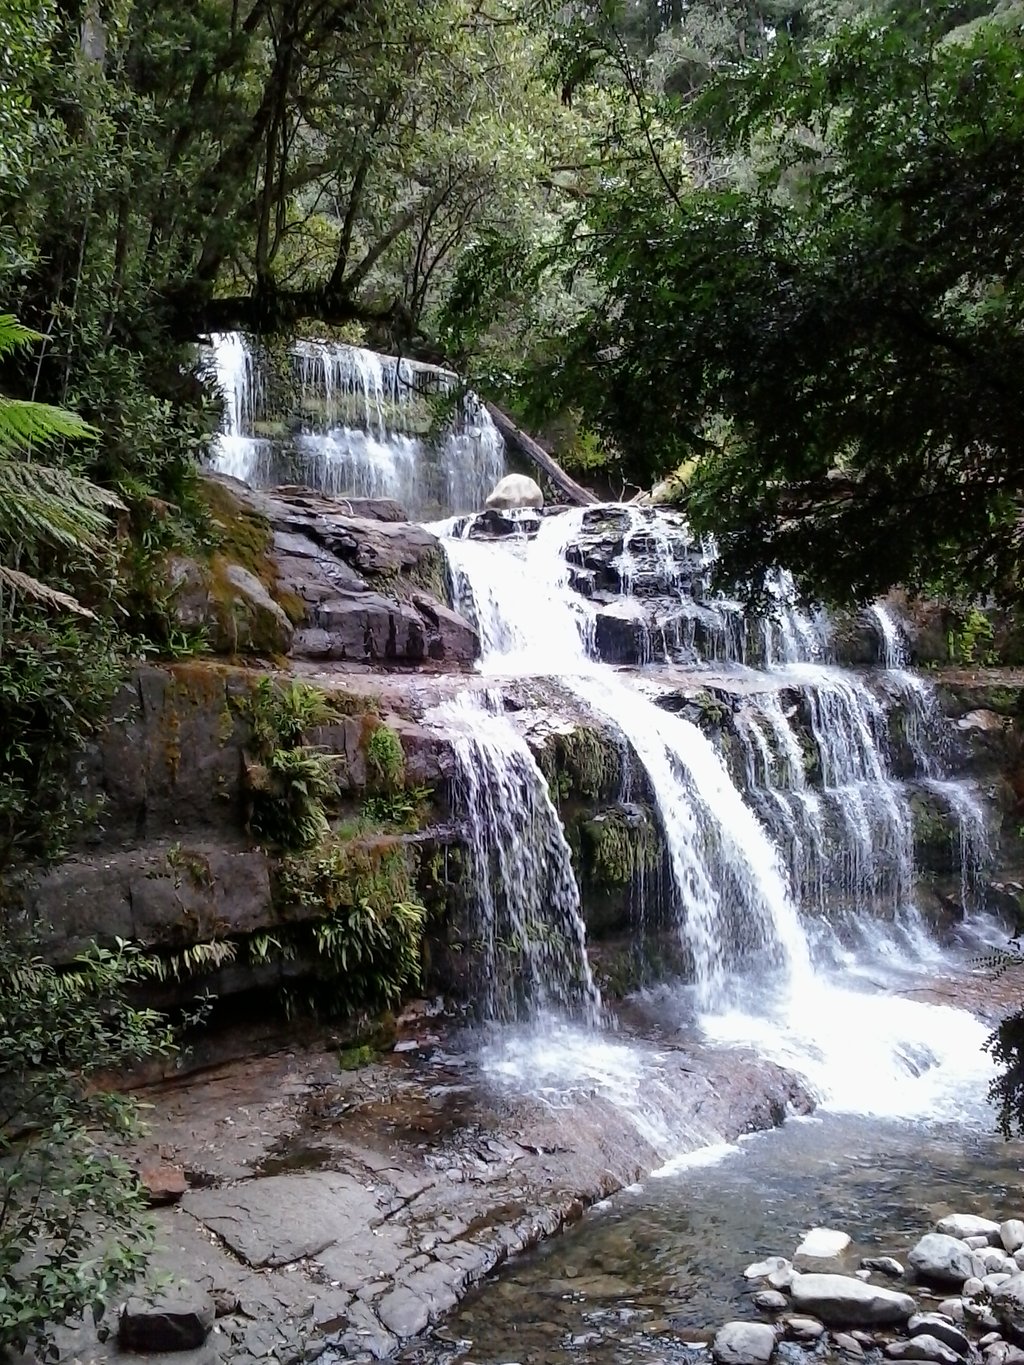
[440,512,814,1011]
[427,690,602,1026]
[433,505,997,1116]
[201,331,506,520]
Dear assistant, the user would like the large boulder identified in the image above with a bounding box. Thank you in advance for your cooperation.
[993,1273,1024,1342]
[712,1322,778,1365]
[790,1273,916,1326]
[909,1234,978,1287]
[485,473,544,510]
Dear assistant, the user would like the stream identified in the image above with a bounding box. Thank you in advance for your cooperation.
[400,1106,1024,1365]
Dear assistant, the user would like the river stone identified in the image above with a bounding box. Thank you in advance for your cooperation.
[790,1273,916,1326]
[908,1313,971,1356]
[1003,1224,1024,1255]
[712,1321,778,1365]
[119,1291,214,1351]
[988,1274,1015,1292]
[970,1236,994,1250]
[864,1257,906,1279]
[768,1265,799,1291]
[937,1215,1002,1242]
[986,1347,1024,1365]
[835,1334,865,1356]
[985,1250,1017,1274]
[1016,1252,1024,1272]
[485,474,544,510]
[886,1334,961,1365]
[936,1300,965,1322]
[745,1257,791,1281]
[993,1273,1024,1342]
[981,1334,1004,1348]
[754,1291,789,1313]
[797,1229,851,1259]
[909,1234,977,1287]
[785,1316,825,1340]
[965,1278,986,1299]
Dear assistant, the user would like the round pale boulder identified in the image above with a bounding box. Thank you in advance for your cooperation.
[485,473,544,510]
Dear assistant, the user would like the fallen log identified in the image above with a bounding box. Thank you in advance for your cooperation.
[485,403,599,506]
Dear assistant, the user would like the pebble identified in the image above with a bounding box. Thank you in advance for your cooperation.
[796,1229,851,1259]
[936,1301,965,1323]
[970,1237,995,1250]
[963,1278,985,1299]
[981,1333,1004,1348]
[885,1334,961,1365]
[907,1312,971,1356]
[855,1270,872,1282]
[1002,1223,1024,1255]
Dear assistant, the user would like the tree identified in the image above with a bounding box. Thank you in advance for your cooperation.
[535,0,1024,606]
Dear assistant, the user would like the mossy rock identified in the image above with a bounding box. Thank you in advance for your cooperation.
[537,722,623,803]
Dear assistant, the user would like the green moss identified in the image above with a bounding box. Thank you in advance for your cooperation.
[691,689,729,731]
[406,544,450,605]
[199,479,276,589]
[538,723,621,803]
[337,1043,378,1070]
[580,808,659,887]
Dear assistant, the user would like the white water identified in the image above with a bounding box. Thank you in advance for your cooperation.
[434,508,997,1126]
[202,331,505,519]
[425,690,602,1025]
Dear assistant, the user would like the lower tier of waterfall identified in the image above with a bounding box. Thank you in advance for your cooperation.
[425,505,1002,1116]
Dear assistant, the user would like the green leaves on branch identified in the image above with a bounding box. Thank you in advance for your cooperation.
[0,939,174,1357]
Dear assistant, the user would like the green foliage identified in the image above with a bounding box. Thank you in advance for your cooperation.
[238,678,340,850]
[0,612,124,869]
[946,607,997,667]
[362,785,430,831]
[365,723,406,791]
[536,0,1024,608]
[0,938,175,1357]
[277,836,425,1008]
[581,809,660,887]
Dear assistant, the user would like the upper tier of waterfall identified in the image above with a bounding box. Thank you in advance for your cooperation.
[201,331,506,520]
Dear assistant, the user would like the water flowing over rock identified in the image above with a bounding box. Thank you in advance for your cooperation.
[202,331,506,520]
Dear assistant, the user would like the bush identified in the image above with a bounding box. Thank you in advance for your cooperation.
[0,937,175,1358]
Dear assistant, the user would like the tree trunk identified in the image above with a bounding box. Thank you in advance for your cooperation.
[485,404,599,506]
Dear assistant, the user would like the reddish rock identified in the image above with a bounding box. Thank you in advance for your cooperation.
[140,1161,188,1205]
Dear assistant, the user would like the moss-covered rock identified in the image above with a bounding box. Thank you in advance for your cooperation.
[536,721,623,803]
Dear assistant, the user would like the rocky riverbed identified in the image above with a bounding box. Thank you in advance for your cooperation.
[30,1018,811,1365]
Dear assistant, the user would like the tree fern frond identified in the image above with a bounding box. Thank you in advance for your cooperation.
[0,397,97,454]
[0,566,94,617]
[0,460,125,554]
[0,313,43,360]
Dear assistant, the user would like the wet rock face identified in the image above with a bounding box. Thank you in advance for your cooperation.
[119,1291,214,1351]
[171,474,479,669]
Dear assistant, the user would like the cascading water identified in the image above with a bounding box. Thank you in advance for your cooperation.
[202,331,505,519]
[427,689,602,1026]
[431,504,998,1122]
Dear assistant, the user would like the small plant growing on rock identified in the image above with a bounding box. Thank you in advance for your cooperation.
[366,723,405,790]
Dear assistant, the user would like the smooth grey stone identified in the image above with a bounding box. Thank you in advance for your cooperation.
[936,1300,965,1322]
[863,1258,906,1280]
[754,1291,789,1314]
[784,1316,825,1340]
[886,1334,961,1365]
[791,1274,916,1327]
[1004,1224,1024,1256]
[908,1312,971,1356]
[909,1235,977,1288]
[937,1216,1001,1243]
[834,1335,865,1356]
[746,1258,791,1281]
[712,1321,778,1365]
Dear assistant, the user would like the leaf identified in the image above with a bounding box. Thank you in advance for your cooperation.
[0,567,95,617]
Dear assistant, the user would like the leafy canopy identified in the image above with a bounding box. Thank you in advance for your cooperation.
[536,1,1024,605]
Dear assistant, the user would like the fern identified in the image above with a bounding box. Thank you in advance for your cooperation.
[0,314,122,616]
